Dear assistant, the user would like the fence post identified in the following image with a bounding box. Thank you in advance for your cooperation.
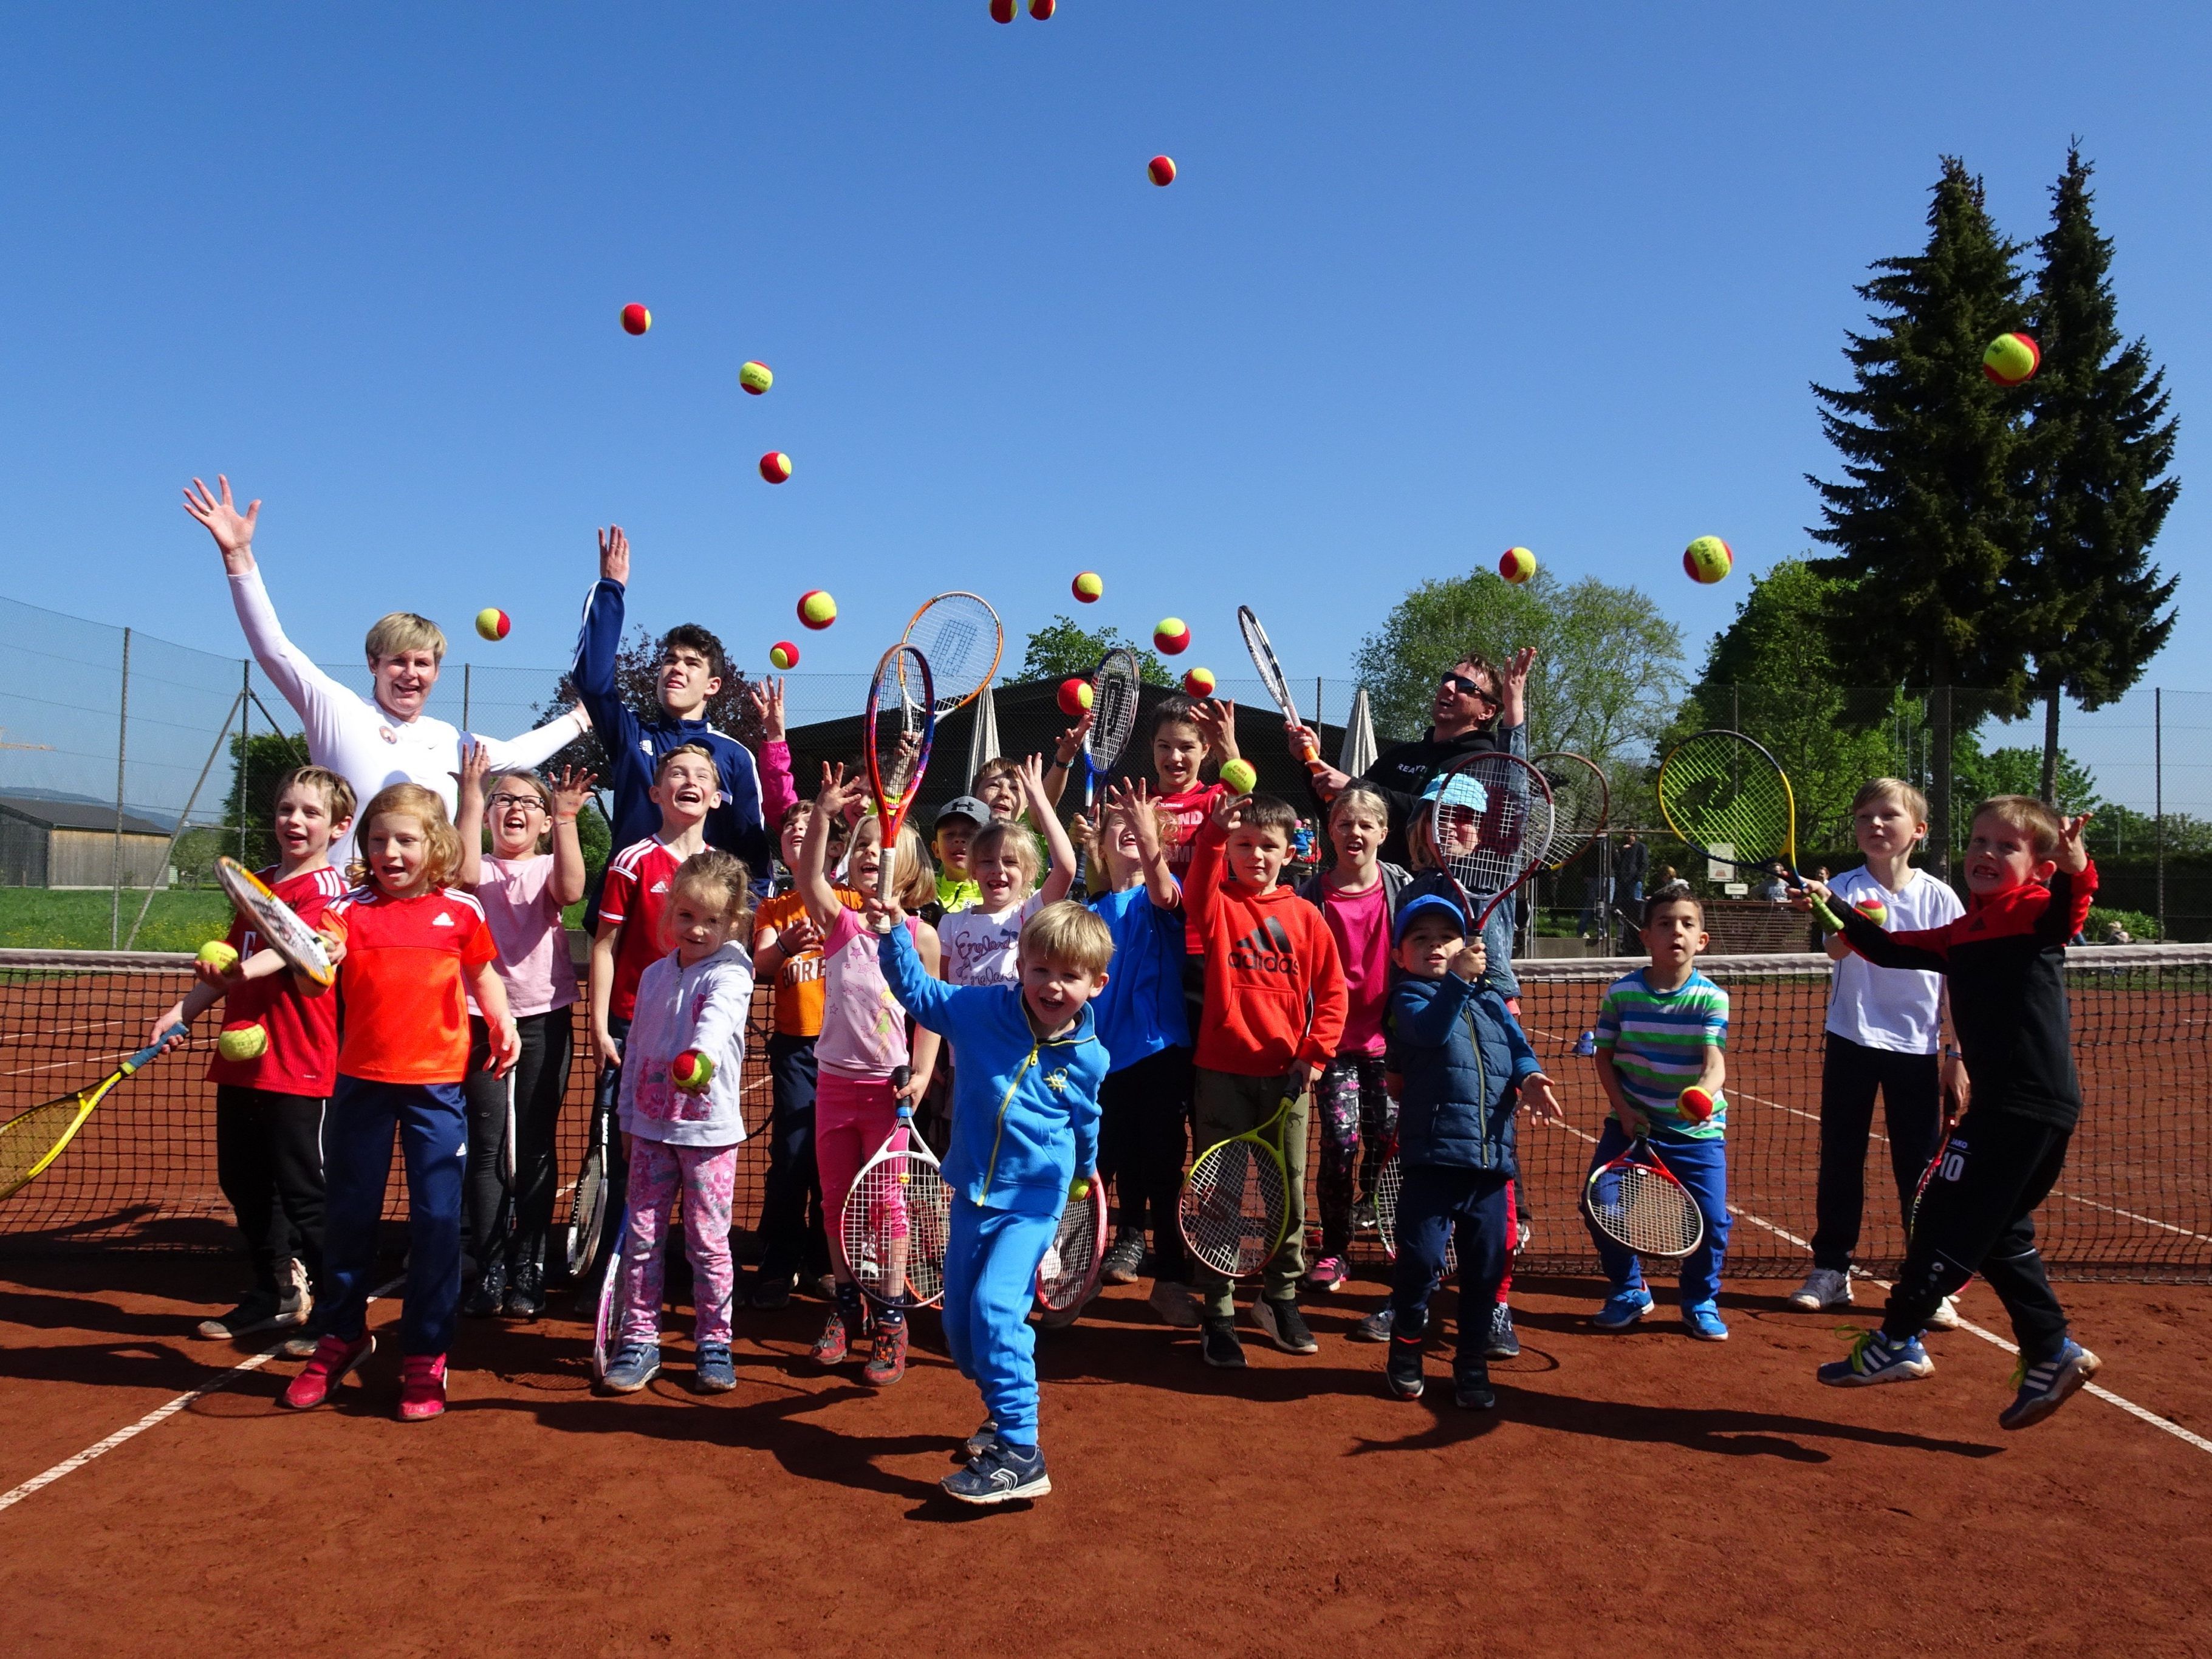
[238,658,250,863]
[2156,687,2165,941]
[464,662,473,733]
[109,627,131,948]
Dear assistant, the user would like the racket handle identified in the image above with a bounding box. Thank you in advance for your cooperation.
[889,1066,912,1096]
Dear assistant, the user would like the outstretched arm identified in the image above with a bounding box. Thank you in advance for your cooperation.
[1108,779,1180,911]
[1022,754,1078,904]
[748,677,799,826]
[454,741,489,888]
[547,766,595,907]
[189,476,353,751]
[798,765,863,931]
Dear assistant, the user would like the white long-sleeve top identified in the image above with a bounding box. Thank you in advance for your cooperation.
[228,564,590,866]
[618,941,755,1147]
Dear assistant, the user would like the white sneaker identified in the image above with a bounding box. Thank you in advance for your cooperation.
[1925,1295,1962,1331]
[1787,1267,1853,1311]
[1148,1281,1201,1328]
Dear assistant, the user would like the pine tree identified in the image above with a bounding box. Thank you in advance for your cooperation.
[1805,157,2035,872]
[2017,147,2182,802]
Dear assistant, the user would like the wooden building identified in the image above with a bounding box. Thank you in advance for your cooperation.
[0,797,174,889]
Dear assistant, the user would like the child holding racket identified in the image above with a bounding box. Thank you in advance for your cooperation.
[150,765,354,1347]
[873,896,1110,1504]
[1809,799,2101,1429]
[796,764,943,1383]
[1584,883,1731,1339]
[284,784,518,1421]
[938,756,1077,988]
[599,850,756,1395]
[1379,895,1561,1407]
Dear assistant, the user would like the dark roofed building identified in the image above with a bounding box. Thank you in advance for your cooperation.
[0,797,174,888]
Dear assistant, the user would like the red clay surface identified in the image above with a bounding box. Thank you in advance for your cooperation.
[1,1256,2207,1657]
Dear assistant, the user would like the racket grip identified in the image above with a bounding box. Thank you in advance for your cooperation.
[1810,896,1846,933]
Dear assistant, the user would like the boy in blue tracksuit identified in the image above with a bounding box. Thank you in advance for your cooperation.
[1381,894,1561,1409]
[876,897,1113,1507]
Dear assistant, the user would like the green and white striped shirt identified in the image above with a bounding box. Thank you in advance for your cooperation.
[1594,968,1728,1141]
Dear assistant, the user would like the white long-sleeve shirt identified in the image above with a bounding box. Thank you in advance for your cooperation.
[618,941,755,1146]
[228,564,589,866]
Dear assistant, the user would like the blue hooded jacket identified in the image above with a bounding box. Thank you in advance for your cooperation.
[880,925,1106,1217]
[1389,970,1543,1176]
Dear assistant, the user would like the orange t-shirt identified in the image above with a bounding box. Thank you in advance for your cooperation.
[325,886,498,1085]
[754,886,865,1038]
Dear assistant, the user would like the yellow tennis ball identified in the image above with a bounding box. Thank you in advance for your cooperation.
[218,1024,269,1062]
[196,940,239,974]
[1683,536,1734,584]
[1677,1086,1714,1123]
[1219,758,1257,794]
[1181,666,1216,698]
[797,590,837,629]
[1152,617,1190,655]
[1499,546,1537,584]
[739,360,773,395]
[769,640,800,671]
[1069,1176,1091,1200]
[1071,570,1104,603]
[1982,332,2039,386]
[474,607,510,641]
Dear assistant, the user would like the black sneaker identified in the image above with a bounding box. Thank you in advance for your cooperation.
[1386,1333,1425,1400]
[749,1273,793,1311]
[1485,1302,1521,1360]
[1200,1315,1246,1369]
[463,1259,506,1318]
[1254,1295,1318,1355]
[1349,1308,1392,1344]
[505,1262,547,1321]
[196,1293,284,1341]
[1100,1230,1145,1285]
[1453,1365,1496,1410]
[942,1440,1051,1505]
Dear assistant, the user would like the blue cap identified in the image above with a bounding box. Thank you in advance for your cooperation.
[1420,770,1490,814]
[1394,892,1468,945]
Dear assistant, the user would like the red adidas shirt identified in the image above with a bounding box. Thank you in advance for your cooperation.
[600,836,686,1022]
[206,864,348,1097]
[324,885,497,1085]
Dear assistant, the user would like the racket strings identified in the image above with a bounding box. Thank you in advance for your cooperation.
[905,593,1001,710]
[1038,1197,1100,1308]
[1179,1139,1288,1278]
[1658,735,1791,866]
[842,1154,951,1304]
[1236,607,1298,720]
[1089,654,1141,770]
[1587,1162,1704,1257]
[1535,754,1611,869]
[869,646,930,808]
[1432,757,1555,908]
[1370,1152,1457,1271]
[0,1098,83,1189]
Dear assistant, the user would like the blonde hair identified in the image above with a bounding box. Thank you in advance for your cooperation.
[655,742,720,784]
[1405,812,1438,872]
[275,765,356,827]
[969,820,1043,896]
[349,783,465,890]
[1972,794,2064,859]
[1021,900,1114,977]
[671,849,755,932]
[851,813,937,910]
[1854,776,1931,828]
[363,612,447,665]
[1327,782,1390,836]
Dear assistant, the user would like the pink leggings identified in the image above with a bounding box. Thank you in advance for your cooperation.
[618,1138,740,1345]
[814,1071,901,1274]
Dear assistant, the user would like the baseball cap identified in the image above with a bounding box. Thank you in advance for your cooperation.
[1419,770,1490,814]
[934,795,991,829]
[1393,892,1468,945]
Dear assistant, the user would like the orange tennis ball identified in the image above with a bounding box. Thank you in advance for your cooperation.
[1072,570,1104,603]
[1058,678,1094,717]
[1499,546,1537,584]
[671,1048,715,1091]
[1152,616,1190,655]
[739,360,773,395]
[1854,897,1889,928]
[1181,666,1216,698]
[1683,536,1733,584]
[769,640,800,670]
[1983,332,2039,386]
[475,607,510,641]
[1148,155,1177,187]
[1677,1086,1714,1123]
[620,303,651,336]
[797,590,837,630]
[759,451,792,484]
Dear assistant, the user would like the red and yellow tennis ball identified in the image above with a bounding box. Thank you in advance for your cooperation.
[671,1048,715,1091]
[475,607,510,641]
[739,360,773,395]
[797,590,837,630]
[1983,332,2040,386]
[1058,678,1095,717]
[1071,570,1104,604]
[1152,617,1190,655]
[1181,666,1216,698]
[1030,0,1056,15]
[1219,758,1258,795]
[620,303,651,336]
[989,0,1016,19]
[1854,897,1889,928]
[1499,546,1537,584]
[1677,1086,1715,1123]
[218,1023,270,1062]
[769,641,800,671]
[196,940,239,974]
[1148,155,1177,187]
[1683,536,1734,584]
[759,451,792,484]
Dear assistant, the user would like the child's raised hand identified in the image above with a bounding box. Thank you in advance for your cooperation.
[1015,751,1053,810]
[2056,812,2094,874]
[747,677,787,742]
[456,737,490,798]
[863,894,907,937]
[1105,779,1159,852]
[598,524,630,584]
[1053,707,1095,768]
[1209,789,1246,832]
[1522,1072,1564,1124]
[549,765,597,821]
[1450,939,1488,981]
[815,761,860,814]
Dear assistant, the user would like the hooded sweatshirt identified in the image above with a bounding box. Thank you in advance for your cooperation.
[1183,818,1347,1076]
[618,939,755,1146]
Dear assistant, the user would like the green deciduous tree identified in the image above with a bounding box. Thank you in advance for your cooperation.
[1016,616,1174,686]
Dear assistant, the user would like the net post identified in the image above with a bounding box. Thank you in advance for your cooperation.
[110,627,131,948]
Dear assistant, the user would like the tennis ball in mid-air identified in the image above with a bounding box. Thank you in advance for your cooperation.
[671,1048,715,1091]
[1854,897,1889,927]
[1148,155,1177,187]
[1153,617,1190,655]
[475,607,510,641]
[1058,678,1094,717]
[620,303,651,336]
[1030,0,1056,16]
[218,1024,269,1062]
[1683,536,1734,584]
[1983,332,2039,386]
[1182,666,1216,698]
[196,940,239,974]
[797,590,837,629]
[769,640,800,670]
[759,451,792,484]
[1499,546,1537,584]
[1219,758,1258,794]
[1677,1086,1714,1123]
[739,360,773,395]
[1072,570,1104,603]
[990,0,1016,19]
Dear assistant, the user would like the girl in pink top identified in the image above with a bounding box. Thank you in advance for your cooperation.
[454,746,595,1319]
[795,764,942,1385]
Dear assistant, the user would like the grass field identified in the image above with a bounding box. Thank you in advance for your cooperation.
[0,888,232,953]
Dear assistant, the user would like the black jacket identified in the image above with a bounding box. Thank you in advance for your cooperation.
[1347,722,1509,867]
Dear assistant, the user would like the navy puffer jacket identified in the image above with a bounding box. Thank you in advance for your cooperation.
[1388,971,1543,1175]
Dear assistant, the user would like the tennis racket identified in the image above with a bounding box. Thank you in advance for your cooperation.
[1237,604,1329,780]
[1372,1149,1457,1272]
[1532,751,1611,871]
[1656,729,1843,926]
[840,1090,953,1310]
[216,856,335,986]
[0,1024,189,1202]
[864,642,937,920]
[1178,1093,1295,1278]
[1035,1175,1109,1328]
[563,1094,612,1282]
[1581,1135,1705,1260]
[901,591,1002,716]
[1076,648,1143,883]
[1426,751,1556,930]
[592,1199,626,1383]
[499,1070,518,1192]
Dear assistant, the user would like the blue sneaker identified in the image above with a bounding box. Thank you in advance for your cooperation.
[1593,1287,1654,1331]
[1998,1341,2100,1431]
[694,1342,736,1393]
[1682,1301,1729,1342]
[1816,1328,1933,1387]
[599,1340,661,1394]
[941,1440,1051,1505]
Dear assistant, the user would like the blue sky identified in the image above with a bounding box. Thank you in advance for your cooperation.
[5,2,2207,727]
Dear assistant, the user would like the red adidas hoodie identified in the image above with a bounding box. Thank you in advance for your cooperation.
[1184,818,1347,1076]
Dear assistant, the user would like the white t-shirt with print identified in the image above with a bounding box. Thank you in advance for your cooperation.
[937,892,1044,988]
[1824,864,1964,1054]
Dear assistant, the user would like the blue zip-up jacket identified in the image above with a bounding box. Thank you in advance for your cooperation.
[1389,970,1543,1177]
[879,924,1106,1217]
[572,578,770,895]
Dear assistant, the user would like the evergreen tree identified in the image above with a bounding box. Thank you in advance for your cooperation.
[1806,157,2036,871]
[2018,147,2182,801]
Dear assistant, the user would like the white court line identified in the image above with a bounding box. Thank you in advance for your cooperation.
[0,1275,408,1515]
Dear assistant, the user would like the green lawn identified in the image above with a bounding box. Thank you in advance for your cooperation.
[0,888,236,953]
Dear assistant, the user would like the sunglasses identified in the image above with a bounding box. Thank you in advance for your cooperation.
[1439,674,1499,706]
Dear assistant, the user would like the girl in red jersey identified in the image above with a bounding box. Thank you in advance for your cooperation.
[283,783,519,1422]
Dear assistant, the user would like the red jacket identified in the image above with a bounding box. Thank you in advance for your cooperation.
[1184,819,1347,1076]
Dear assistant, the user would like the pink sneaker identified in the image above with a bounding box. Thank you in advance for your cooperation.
[282,1332,374,1411]
[1303,1254,1350,1294]
[397,1353,448,1422]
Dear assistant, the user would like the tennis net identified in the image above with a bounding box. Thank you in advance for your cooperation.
[2,945,2207,1281]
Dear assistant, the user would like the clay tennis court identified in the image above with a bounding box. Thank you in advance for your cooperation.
[3,950,2209,1652]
